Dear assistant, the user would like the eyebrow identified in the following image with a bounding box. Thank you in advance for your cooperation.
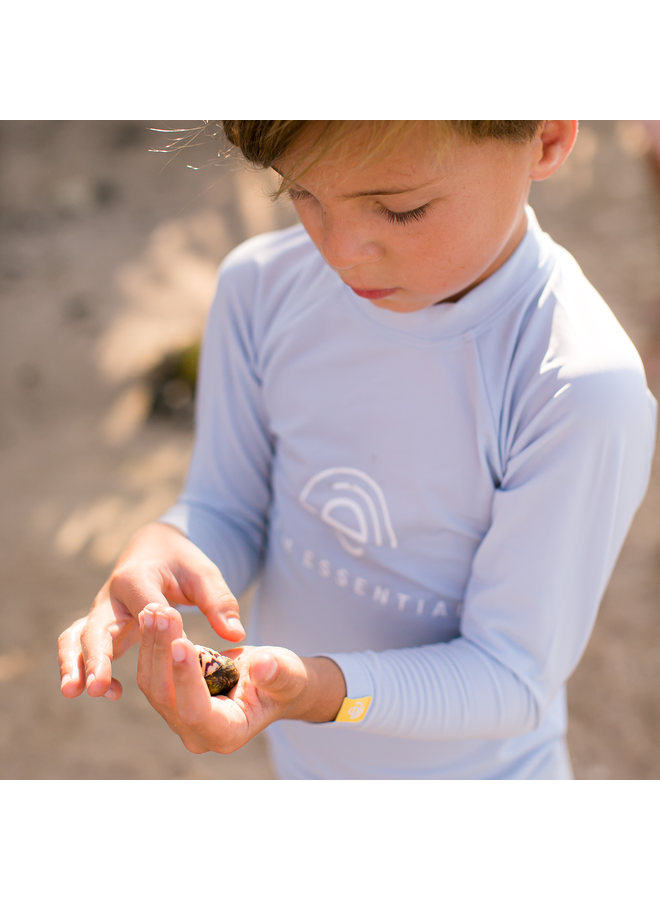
[272,167,434,200]
[338,183,434,199]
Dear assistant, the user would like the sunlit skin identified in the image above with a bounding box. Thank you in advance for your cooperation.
[57,123,578,754]
[279,121,578,312]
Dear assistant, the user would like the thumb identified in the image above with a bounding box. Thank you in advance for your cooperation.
[249,649,306,701]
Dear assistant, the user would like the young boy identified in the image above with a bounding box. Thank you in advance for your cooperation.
[58,121,657,779]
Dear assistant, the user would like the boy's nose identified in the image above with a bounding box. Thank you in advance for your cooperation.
[320,217,383,270]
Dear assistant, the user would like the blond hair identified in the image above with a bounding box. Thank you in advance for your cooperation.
[221,120,543,196]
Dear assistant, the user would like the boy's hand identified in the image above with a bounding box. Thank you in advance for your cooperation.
[57,522,245,702]
[136,604,346,753]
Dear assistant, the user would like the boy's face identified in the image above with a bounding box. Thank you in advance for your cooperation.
[278,123,575,312]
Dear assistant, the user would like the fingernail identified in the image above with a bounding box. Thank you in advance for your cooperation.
[86,672,95,689]
[61,674,72,688]
[261,656,277,683]
[156,613,169,631]
[226,618,245,635]
[104,687,118,701]
[143,611,154,628]
[172,643,186,662]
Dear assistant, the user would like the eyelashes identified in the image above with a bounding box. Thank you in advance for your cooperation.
[379,203,431,225]
[287,188,314,204]
[286,187,431,226]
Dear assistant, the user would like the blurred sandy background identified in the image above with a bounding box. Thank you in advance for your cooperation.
[1,121,659,779]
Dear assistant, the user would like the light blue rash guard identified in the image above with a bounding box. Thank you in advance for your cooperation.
[161,207,657,779]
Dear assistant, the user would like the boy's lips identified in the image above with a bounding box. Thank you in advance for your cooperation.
[348,286,398,300]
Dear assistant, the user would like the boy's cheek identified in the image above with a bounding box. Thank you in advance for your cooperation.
[295,207,323,245]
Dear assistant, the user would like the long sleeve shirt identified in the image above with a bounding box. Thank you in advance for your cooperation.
[161,207,656,779]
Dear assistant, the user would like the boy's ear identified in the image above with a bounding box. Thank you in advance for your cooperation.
[529,121,579,182]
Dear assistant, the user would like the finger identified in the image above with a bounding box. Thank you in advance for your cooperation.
[60,616,125,700]
[58,618,87,698]
[103,678,123,701]
[171,638,214,730]
[96,573,168,700]
[80,597,120,698]
[148,606,185,707]
[108,615,139,659]
[176,564,245,643]
[136,605,158,698]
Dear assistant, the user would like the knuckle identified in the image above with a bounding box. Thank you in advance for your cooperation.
[214,740,238,755]
[58,617,85,645]
[150,686,171,707]
[109,564,155,601]
[180,734,208,754]
[275,659,305,695]
[219,592,238,611]
[170,723,209,755]
[220,591,240,609]
[108,567,139,602]
[275,672,296,698]
[79,633,105,667]
[179,709,207,730]
[197,560,227,586]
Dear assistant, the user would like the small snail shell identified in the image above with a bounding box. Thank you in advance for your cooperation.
[196,645,239,696]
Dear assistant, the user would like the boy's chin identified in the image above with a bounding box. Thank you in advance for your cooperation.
[369,291,457,312]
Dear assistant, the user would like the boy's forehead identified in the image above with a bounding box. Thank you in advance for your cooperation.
[285,137,454,195]
[283,132,533,199]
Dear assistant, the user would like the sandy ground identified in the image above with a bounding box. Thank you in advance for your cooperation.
[1,121,659,780]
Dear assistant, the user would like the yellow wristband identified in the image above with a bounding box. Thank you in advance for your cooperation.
[335,696,372,723]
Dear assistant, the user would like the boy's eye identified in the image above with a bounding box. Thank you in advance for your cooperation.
[286,187,313,203]
[378,203,431,225]
[286,186,431,226]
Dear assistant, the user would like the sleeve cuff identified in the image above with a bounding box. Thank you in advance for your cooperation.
[317,651,376,723]
[158,504,191,536]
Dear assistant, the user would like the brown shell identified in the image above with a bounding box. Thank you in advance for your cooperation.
[196,645,239,696]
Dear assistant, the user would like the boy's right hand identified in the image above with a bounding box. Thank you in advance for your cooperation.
[57,522,245,701]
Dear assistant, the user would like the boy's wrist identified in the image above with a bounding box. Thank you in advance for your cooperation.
[283,656,346,723]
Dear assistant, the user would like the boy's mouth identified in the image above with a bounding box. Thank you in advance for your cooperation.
[348,286,398,300]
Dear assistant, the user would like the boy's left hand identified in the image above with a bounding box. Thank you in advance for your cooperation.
[137,605,346,753]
